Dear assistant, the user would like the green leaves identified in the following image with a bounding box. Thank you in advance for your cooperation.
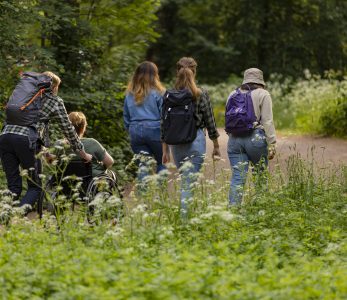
[148,0,347,83]
[0,153,347,298]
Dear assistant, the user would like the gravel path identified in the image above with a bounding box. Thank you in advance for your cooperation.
[206,129,347,175]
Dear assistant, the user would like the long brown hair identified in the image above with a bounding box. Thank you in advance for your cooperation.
[127,61,165,105]
[175,57,201,100]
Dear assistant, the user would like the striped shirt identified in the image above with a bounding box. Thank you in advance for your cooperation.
[2,94,83,152]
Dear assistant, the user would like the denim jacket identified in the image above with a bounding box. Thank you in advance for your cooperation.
[123,89,163,131]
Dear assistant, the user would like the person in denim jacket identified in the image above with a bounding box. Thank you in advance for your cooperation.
[123,61,166,184]
[227,68,276,205]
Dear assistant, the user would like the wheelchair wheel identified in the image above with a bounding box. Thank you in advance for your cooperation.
[85,171,124,224]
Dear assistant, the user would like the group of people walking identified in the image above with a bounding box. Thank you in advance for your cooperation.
[124,57,276,214]
[0,56,276,216]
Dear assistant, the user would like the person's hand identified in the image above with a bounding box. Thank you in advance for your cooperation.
[268,143,276,160]
[162,151,170,164]
[79,150,93,163]
[212,147,221,161]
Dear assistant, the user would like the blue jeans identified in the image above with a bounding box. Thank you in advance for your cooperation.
[171,129,206,215]
[0,133,42,207]
[129,121,165,182]
[227,128,268,205]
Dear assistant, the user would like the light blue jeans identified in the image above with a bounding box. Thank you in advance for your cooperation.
[170,129,206,215]
[227,128,268,205]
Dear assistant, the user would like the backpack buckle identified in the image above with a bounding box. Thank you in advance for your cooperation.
[185,105,188,110]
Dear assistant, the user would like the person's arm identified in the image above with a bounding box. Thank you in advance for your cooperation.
[123,96,130,131]
[200,91,221,159]
[160,94,169,163]
[156,92,164,116]
[91,139,114,168]
[162,142,170,164]
[50,97,92,162]
[102,152,114,169]
[212,138,221,160]
[260,92,276,159]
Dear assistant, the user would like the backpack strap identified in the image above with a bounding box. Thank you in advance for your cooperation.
[20,88,45,111]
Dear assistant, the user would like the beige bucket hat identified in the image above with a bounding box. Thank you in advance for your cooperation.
[242,68,266,86]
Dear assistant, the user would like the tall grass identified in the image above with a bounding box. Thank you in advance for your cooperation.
[0,153,346,299]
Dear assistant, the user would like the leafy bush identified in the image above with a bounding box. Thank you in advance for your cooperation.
[320,98,347,137]
[206,71,347,137]
[286,71,347,137]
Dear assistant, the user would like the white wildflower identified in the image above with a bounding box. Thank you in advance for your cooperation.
[158,169,170,177]
[132,204,147,214]
[258,210,266,216]
[219,211,234,222]
[324,243,339,254]
[20,169,28,176]
[190,217,203,225]
[180,161,194,172]
[200,212,214,220]
[38,174,46,180]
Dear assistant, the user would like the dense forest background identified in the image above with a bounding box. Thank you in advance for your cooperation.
[148,0,347,82]
[1,0,346,171]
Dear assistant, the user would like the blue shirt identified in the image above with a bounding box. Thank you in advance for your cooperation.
[123,89,163,131]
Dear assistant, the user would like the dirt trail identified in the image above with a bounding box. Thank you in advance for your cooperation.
[206,129,347,175]
[22,130,346,220]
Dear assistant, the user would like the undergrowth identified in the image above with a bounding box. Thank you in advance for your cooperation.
[0,154,346,299]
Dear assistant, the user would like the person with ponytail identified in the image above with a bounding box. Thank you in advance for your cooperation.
[162,57,220,216]
[123,61,166,184]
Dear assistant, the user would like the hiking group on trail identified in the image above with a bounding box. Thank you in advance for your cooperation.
[0,57,276,216]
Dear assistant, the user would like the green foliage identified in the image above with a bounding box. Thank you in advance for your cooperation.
[285,71,347,137]
[204,74,296,129]
[205,71,347,137]
[0,0,161,173]
[0,156,346,298]
[320,99,347,137]
[148,0,347,83]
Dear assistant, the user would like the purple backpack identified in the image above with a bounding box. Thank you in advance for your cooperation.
[225,88,257,135]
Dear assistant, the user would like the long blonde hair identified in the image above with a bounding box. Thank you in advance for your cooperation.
[68,112,87,137]
[43,71,61,95]
[127,61,165,105]
[175,57,201,100]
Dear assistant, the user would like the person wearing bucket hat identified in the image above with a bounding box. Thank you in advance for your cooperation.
[242,68,266,86]
[225,67,276,205]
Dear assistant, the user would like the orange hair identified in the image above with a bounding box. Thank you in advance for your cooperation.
[68,112,87,137]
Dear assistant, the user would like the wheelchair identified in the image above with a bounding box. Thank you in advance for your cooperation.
[38,160,123,222]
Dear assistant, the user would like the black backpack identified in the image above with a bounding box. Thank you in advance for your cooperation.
[162,89,197,145]
[5,72,52,126]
